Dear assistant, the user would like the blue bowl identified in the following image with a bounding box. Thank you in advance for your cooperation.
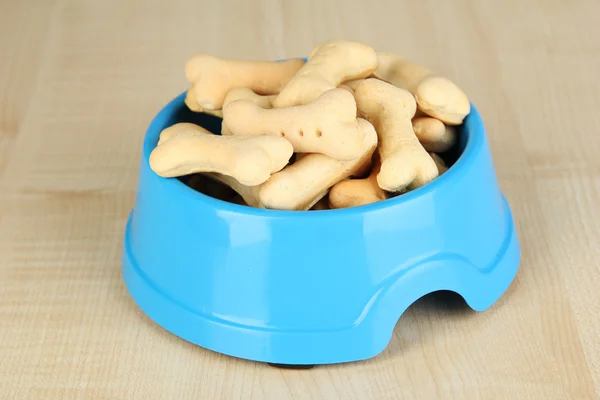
[122,90,521,366]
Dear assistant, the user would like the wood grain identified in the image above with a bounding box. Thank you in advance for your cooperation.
[1,0,599,398]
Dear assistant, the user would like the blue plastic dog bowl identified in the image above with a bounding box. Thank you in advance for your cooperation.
[122,90,521,366]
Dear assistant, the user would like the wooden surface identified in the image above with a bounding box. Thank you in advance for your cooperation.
[1,0,599,398]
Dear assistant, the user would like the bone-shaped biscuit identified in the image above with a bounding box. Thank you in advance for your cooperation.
[372,52,432,94]
[185,88,203,112]
[338,79,365,117]
[430,153,449,175]
[339,79,365,93]
[338,84,354,94]
[373,52,470,125]
[273,40,378,108]
[185,88,223,118]
[328,153,388,209]
[185,54,305,111]
[414,76,471,125]
[149,123,293,186]
[203,173,263,207]
[258,118,378,210]
[223,87,276,109]
[412,117,457,153]
[354,78,439,192]
[222,88,365,161]
[221,88,276,136]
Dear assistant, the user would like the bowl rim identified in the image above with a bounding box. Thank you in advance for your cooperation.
[142,91,485,219]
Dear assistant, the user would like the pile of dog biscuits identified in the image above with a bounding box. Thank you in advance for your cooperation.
[149,39,470,211]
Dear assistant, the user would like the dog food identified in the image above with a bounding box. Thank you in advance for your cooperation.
[149,39,470,210]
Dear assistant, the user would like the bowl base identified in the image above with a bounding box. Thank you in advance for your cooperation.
[122,196,520,366]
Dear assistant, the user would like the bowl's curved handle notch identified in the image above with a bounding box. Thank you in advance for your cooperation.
[359,251,519,356]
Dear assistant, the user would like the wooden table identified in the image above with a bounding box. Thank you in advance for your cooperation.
[1,0,599,398]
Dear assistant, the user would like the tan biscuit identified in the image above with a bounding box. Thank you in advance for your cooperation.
[204,173,263,208]
[338,79,364,94]
[185,88,223,117]
[221,88,276,136]
[412,117,457,153]
[328,153,388,209]
[293,153,308,162]
[372,52,432,93]
[221,124,232,136]
[354,78,438,192]
[373,52,470,125]
[223,88,365,161]
[338,79,366,118]
[157,123,293,174]
[341,79,365,92]
[185,55,305,110]
[310,196,330,211]
[258,118,378,210]
[223,87,276,109]
[414,76,470,125]
[338,84,354,94]
[185,87,204,112]
[430,153,449,175]
[150,123,293,186]
[273,40,378,108]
